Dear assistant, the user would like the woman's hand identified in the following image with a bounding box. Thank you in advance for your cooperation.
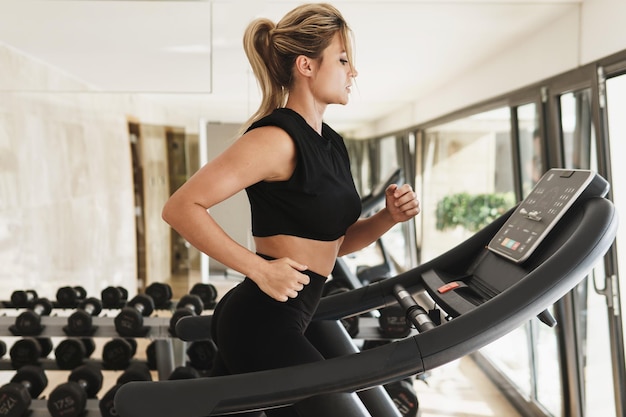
[255,258,311,302]
[385,184,421,223]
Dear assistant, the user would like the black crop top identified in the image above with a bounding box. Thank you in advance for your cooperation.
[245,108,361,241]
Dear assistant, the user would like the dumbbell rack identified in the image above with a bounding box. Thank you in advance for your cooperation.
[0,311,189,417]
[0,315,175,339]
[28,399,102,417]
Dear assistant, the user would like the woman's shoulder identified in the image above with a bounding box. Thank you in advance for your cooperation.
[239,123,296,164]
[245,108,303,148]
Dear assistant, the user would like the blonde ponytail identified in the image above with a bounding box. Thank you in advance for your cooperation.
[242,18,288,134]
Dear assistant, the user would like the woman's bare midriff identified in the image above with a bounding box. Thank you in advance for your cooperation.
[254,235,344,277]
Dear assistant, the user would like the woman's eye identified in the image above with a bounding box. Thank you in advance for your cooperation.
[340,59,348,65]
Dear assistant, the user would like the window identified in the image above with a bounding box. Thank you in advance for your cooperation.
[516,103,543,197]
[421,107,515,260]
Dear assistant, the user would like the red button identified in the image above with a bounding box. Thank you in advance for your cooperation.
[438,282,461,294]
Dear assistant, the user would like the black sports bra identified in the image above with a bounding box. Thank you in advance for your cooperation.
[245,108,361,241]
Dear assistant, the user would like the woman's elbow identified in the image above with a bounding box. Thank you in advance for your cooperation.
[161,198,177,226]
[336,242,353,258]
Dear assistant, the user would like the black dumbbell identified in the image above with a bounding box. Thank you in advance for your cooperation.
[378,305,411,338]
[0,365,48,417]
[65,297,104,336]
[56,286,87,308]
[101,286,128,309]
[145,282,173,309]
[145,340,158,370]
[54,338,96,370]
[186,340,218,371]
[114,294,155,337]
[169,294,204,337]
[9,290,38,309]
[98,362,152,417]
[47,364,103,417]
[168,365,200,380]
[384,379,419,417]
[10,298,53,336]
[190,283,218,309]
[9,337,53,369]
[102,338,138,370]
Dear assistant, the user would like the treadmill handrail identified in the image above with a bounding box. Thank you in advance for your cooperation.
[115,337,424,417]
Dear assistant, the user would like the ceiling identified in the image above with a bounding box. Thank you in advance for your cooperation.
[0,0,580,131]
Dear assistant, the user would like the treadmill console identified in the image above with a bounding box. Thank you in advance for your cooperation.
[488,169,609,263]
[421,169,609,320]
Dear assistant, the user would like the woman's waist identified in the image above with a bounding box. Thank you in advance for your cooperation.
[254,235,343,277]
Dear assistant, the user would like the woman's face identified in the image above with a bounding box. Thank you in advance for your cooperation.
[312,32,358,106]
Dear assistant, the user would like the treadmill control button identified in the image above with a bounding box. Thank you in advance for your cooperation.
[438,282,461,294]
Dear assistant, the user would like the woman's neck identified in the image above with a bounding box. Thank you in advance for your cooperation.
[285,94,326,135]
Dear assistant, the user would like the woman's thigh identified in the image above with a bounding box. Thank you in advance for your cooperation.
[213,277,325,374]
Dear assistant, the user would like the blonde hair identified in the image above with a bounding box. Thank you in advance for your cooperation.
[241,3,355,131]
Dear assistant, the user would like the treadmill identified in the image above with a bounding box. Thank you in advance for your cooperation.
[115,168,618,417]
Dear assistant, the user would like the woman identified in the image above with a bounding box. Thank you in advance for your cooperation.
[162,3,420,415]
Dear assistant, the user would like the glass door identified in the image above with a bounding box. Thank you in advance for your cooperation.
[556,85,622,416]
[558,88,606,417]
[602,70,626,417]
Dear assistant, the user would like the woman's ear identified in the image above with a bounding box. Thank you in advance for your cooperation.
[294,55,315,78]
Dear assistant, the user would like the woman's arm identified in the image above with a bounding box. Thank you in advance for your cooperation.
[162,126,310,302]
[338,184,420,256]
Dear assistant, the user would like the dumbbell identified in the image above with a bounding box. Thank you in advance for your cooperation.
[145,282,172,309]
[101,286,128,309]
[186,340,218,371]
[0,365,48,417]
[168,294,204,337]
[65,297,103,336]
[384,380,419,417]
[102,338,138,370]
[47,364,103,417]
[114,294,155,337]
[54,338,96,370]
[10,298,53,336]
[98,362,153,417]
[0,340,6,358]
[56,286,87,308]
[9,290,38,309]
[145,340,158,370]
[190,282,219,309]
[378,305,411,338]
[9,337,53,369]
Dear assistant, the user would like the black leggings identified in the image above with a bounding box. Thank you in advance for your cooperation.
[210,254,327,416]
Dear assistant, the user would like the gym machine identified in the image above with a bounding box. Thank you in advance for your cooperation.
[114,169,618,417]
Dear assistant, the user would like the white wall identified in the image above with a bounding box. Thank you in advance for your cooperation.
[580,0,626,64]
[362,0,626,138]
[204,122,253,274]
[0,43,204,300]
[0,88,137,300]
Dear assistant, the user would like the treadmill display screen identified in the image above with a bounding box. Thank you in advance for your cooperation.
[488,169,597,263]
